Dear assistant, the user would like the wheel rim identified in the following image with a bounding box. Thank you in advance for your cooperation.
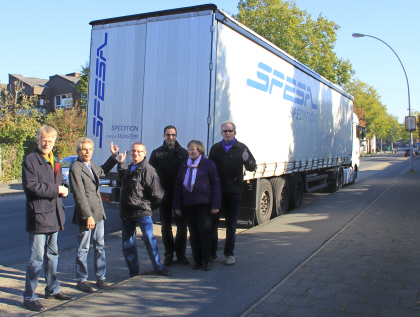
[260,190,271,218]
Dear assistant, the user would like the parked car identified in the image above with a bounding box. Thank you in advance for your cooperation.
[405,149,416,157]
[60,155,111,187]
[60,155,78,186]
[415,149,420,155]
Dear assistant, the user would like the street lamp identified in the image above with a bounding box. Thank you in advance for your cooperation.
[352,33,413,170]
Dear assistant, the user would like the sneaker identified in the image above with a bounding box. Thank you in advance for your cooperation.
[163,256,173,266]
[157,268,171,277]
[23,300,44,312]
[225,256,235,265]
[96,279,109,289]
[177,255,190,265]
[77,281,94,293]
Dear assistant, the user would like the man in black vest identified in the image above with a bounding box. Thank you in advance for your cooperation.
[149,125,189,266]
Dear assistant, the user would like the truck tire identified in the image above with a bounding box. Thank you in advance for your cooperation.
[255,179,273,225]
[289,174,303,210]
[327,169,342,192]
[269,177,290,217]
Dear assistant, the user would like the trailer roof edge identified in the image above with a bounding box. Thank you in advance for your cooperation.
[89,3,218,26]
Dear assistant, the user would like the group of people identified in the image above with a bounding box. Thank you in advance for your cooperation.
[21,121,255,312]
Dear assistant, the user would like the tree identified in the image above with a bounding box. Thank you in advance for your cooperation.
[345,78,389,140]
[75,61,89,108]
[235,0,354,86]
[0,82,41,181]
[43,105,86,160]
[384,114,401,148]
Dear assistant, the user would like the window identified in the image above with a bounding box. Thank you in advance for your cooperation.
[55,93,73,109]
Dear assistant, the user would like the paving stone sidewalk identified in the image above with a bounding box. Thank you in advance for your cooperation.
[244,169,420,317]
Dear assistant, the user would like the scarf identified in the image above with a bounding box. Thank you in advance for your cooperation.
[222,138,236,153]
[183,155,202,192]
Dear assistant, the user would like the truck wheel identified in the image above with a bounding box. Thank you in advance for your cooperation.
[269,177,290,217]
[289,174,303,210]
[351,166,357,184]
[255,179,273,225]
[327,169,342,192]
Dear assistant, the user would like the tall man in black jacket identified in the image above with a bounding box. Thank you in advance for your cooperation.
[22,125,72,312]
[149,125,189,266]
[209,120,256,266]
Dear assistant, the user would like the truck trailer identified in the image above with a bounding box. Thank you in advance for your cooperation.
[87,4,365,226]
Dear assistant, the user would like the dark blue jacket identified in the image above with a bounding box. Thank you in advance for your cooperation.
[173,156,221,210]
[22,148,66,234]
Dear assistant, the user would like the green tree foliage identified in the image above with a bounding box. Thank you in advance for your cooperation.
[0,82,41,181]
[75,62,89,108]
[235,0,354,86]
[345,79,389,140]
[44,106,86,160]
[384,114,402,145]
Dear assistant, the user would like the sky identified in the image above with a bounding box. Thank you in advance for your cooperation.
[1,0,418,124]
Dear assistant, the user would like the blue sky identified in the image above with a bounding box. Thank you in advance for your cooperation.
[1,0,418,123]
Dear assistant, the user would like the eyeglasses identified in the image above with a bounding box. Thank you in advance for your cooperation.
[81,148,93,153]
[131,150,145,153]
[222,130,235,133]
[165,134,177,137]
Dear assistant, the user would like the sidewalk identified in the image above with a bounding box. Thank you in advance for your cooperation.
[1,159,420,316]
[0,182,23,196]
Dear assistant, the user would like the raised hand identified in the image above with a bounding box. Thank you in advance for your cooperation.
[118,151,126,162]
[242,148,249,162]
[111,142,119,156]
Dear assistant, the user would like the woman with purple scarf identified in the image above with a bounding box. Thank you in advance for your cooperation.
[173,140,221,271]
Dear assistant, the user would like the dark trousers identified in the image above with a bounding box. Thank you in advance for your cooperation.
[185,204,212,265]
[211,193,241,257]
[160,201,187,259]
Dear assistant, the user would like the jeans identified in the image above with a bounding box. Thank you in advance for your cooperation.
[185,204,213,265]
[121,216,164,277]
[23,232,61,301]
[211,193,242,257]
[159,202,187,259]
[76,220,106,282]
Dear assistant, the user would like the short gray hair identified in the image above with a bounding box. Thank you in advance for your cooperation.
[221,120,236,131]
[76,137,94,152]
[36,125,57,140]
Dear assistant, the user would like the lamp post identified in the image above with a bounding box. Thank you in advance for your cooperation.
[352,33,413,170]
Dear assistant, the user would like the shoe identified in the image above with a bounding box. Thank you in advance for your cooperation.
[225,256,235,265]
[177,255,190,265]
[211,254,218,261]
[96,279,109,289]
[45,292,73,300]
[77,281,93,293]
[203,263,211,271]
[163,256,173,266]
[192,262,202,270]
[23,300,44,312]
[157,268,171,277]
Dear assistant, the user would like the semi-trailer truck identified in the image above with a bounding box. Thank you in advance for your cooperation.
[87,4,365,226]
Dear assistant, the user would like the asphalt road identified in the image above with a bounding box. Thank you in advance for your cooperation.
[0,193,121,266]
[0,152,409,267]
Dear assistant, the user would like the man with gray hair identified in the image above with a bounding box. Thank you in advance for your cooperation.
[209,120,256,266]
[22,125,72,312]
[70,138,119,293]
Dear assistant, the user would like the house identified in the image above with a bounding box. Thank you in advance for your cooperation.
[7,73,82,112]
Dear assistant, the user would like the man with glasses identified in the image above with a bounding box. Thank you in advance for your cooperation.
[209,120,256,266]
[149,125,189,266]
[69,138,119,293]
[22,125,72,312]
[117,143,171,277]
